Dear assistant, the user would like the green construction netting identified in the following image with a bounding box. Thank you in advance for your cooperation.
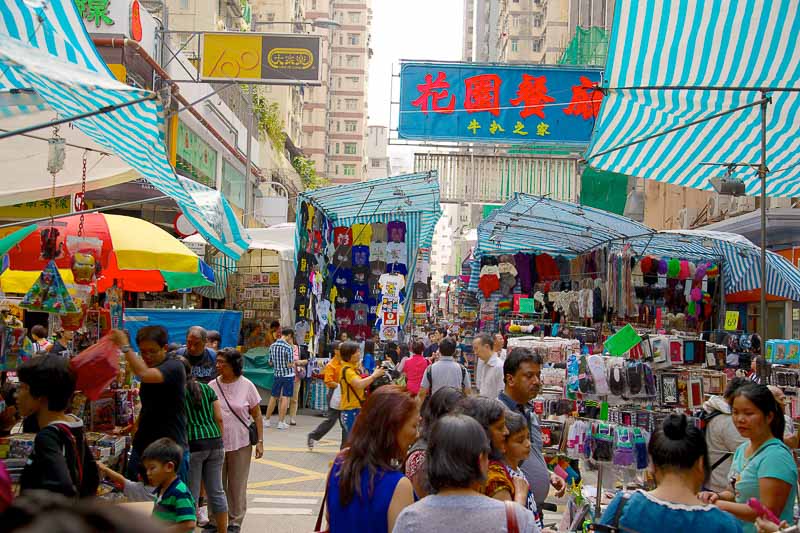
[559,26,609,66]
[580,166,629,215]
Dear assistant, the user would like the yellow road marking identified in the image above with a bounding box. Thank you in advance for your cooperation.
[247,474,323,488]
[247,489,325,496]
[253,458,326,476]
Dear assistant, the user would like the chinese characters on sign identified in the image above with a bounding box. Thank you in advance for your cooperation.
[74,0,115,28]
[399,62,603,144]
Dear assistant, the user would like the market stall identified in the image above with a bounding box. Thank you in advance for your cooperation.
[292,172,442,353]
[466,194,800,528]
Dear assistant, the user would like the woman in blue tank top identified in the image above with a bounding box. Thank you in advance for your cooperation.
[325,386,419,532]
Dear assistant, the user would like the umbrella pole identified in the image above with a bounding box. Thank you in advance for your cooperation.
[759,93,770,343]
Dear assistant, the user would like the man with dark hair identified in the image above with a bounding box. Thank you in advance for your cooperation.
[16,355,99,497]
[473,334,503,400]
[112,327,189,483]
[702,376,749,492]
[265,328,296,430]
[206,330,221,351]
[423,328,447,358]
[499,347,566,512]
[176,326,217,383]
[418,338,471,402]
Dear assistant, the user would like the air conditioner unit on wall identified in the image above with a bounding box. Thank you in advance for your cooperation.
[736,196,757,214]
[708,194,732,219]
[677,207,699,229]
[769,197,792,209]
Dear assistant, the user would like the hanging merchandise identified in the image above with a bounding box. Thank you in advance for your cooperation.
[67,236,103,284]
[0,327,32,370]
[61,284,92,331]
[105,281,124,329]
[21,260,78,314]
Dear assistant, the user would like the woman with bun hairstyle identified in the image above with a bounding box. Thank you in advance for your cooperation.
[600,414,742,532]
[699,383,798,533]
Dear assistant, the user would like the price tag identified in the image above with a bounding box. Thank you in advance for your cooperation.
[724,310,740,331]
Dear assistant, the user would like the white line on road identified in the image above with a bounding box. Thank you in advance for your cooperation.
[247,507,314,516]
[252,497,319,505]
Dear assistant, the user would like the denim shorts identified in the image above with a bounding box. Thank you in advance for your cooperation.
[271,375,294,397]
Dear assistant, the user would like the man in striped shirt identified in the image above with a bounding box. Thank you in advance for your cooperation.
[266,328,296,430]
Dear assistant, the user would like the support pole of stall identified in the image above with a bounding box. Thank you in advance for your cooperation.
[759,93,770,342]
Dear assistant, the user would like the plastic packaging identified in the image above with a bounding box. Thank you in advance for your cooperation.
[69,335,120,401]
[66,236,103,285]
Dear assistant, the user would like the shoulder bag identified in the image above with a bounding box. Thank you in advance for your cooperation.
[504,500,519,533]
[216,378,259,446]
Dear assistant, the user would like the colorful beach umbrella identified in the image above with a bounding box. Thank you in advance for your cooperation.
[0,213,213,293]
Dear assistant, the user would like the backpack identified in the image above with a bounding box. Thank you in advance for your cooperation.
[47,423,99,498]
[698,410,733,471]
[425,363,467,392]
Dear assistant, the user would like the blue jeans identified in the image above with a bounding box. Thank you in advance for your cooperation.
[189,446,228,514]
[128,447,190,485]
[340,409,360,435]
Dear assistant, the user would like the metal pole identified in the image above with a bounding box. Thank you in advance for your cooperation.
[243,92,254,228]
[759,94,770,342]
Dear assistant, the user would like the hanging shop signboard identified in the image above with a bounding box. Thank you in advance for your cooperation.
[399,61,603,144]
[200,33,321,85]
[176,121,217,188]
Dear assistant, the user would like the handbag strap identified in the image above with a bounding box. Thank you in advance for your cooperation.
[504,500,519,533]
[315,464,333,532]
[216,378,251,432]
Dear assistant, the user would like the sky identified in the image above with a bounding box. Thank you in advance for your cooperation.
[367,0,464,164]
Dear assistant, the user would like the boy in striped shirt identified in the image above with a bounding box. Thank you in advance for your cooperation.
[142,437,196,532]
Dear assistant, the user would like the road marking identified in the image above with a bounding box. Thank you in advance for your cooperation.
[248,507,313,516]
[247,474,322,488]
[247,489,325,496]
[252,458,327,477]
[264,446,338,453]
[252,497,318,504]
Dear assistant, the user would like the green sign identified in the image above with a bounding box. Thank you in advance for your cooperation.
[74,0,115,27]
[176,121,217,187]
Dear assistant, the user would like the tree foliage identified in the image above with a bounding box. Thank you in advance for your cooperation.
[293,156,329,190]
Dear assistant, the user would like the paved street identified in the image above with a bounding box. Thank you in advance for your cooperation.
[241,411,340,533]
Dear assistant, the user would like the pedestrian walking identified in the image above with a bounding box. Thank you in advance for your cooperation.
[601,414,742,533]
[404,386,465,498]
[699,384,798,533]
[209,349,264,533]
[176,326,217,384]
[702,377,748,492]
[264,328,296,429]
[392,414,538,533]
[288,343,309,426]
[338,341,385,435]
[323,386,417,533]
[178,357,227,533]
[362,339,377,374]
[417,337,471,402]
[114,327,190,485]
[473,334,504,400]
[308,342,346,450]
[397,340,429,396]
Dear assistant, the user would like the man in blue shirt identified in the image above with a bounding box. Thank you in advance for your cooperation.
[176,326,217,384]
[266,328,296,430]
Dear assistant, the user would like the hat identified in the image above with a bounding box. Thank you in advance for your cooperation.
[658,259,668,275]
[667,259,680,278]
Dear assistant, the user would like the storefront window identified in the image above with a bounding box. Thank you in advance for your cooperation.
[221,161,246,209]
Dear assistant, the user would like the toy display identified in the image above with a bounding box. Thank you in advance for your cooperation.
[20,260,78,314]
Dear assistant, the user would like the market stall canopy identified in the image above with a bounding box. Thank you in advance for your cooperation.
[476,193,652,258]
[184,223,297,260]
[0,0,250,259]
[0,213,213,293]
[299,172,442,249]
[585,0,800,197]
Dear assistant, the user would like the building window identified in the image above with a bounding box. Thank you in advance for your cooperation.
[266,13,275,21]
[511,39,518,52]
[347,33,360,45]
[335,143,340,154]
[532,37,542,52]
[339,34,344,45]
[179,0,189,8]
[533,13,543,27]
[336,99,342,110]
[344,142,357,155]
[335,165,339,174]
[512,15,519,28]
[337,77,342,88]
[312,0,317,9]
[346,55,359,67]
[345,98,358,110]
[371,159,382,168]
[346,76,359,86]
[348,11,360,23]
[345,120,357,132]
[343,164,356,176]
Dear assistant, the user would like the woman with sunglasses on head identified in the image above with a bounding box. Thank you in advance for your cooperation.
[699,383,797,533]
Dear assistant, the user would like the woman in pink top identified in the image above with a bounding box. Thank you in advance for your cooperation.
[398,340,430,396]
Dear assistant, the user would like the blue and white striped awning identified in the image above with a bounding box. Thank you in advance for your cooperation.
[0,0,249,259]
[585,0,800,197]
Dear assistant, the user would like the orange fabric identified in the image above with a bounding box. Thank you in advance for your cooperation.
[482,460,515,499]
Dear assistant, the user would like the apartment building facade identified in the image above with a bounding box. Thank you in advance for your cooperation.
[304,0,372,184]
[366,125,391,180]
